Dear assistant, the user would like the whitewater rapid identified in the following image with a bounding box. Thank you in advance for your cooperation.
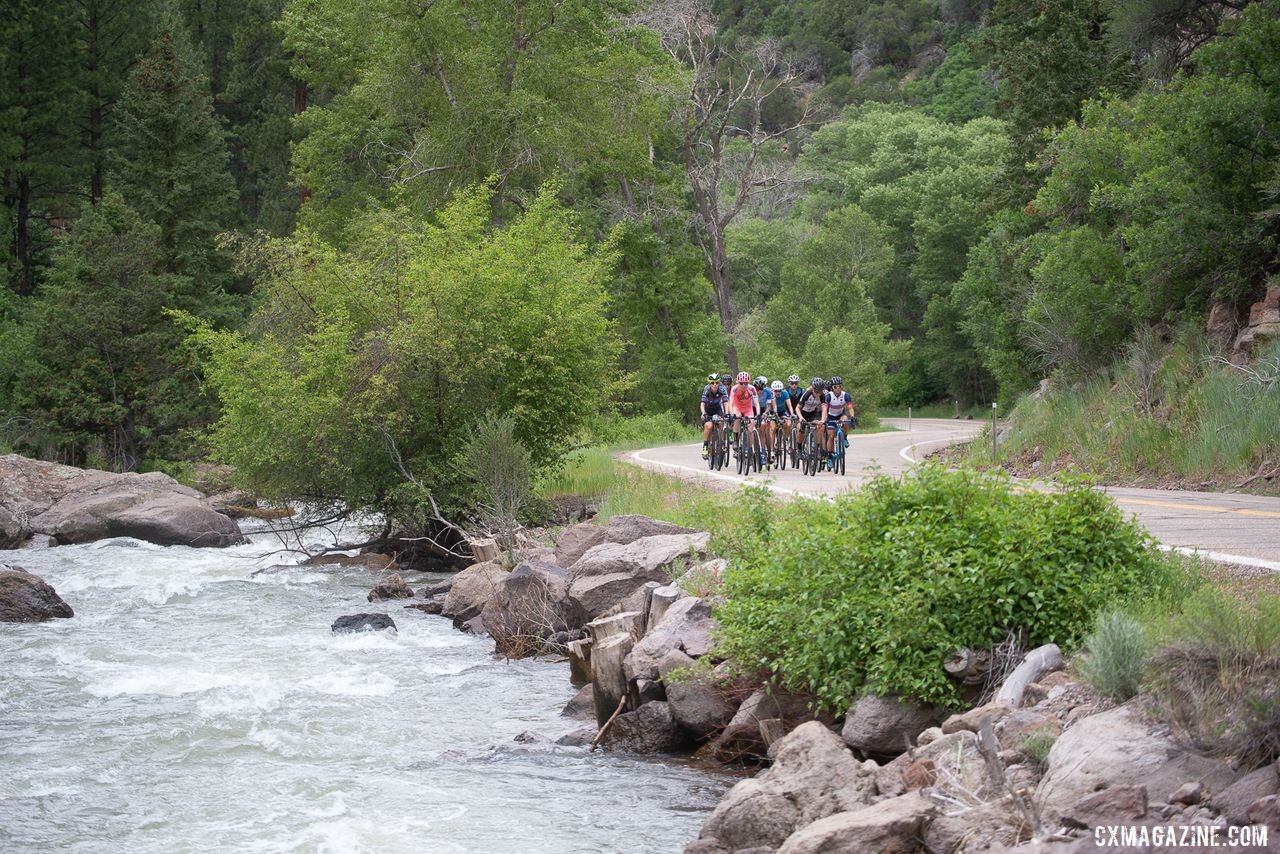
[0,526,728,852]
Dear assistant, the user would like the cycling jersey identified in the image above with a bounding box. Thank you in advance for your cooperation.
[825,390,852,422]
[758,387,775,416]
[774,389,792,416]
[728,383,757,418]
[796,388,825,421]
[701,383,727,417]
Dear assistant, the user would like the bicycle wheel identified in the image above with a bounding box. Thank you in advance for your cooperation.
[735,427,747,475]
[713,424,726,470]
[706,425,718,471]
[803,426,818,476]
[775,425,787,471]
[836,427,847,475]
[790,423,801,469]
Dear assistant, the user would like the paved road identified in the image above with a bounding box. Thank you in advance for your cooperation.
[628,418,1280,568]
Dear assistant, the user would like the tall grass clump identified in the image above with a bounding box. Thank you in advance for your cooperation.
[1076,609,1151,702]
[579,411,693,450]
[1148,589,1280,769]
[969,328,1280,490]
[712,464,1189,710]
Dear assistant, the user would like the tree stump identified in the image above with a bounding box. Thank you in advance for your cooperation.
[944,647,992,686]
[591,634,634,727]
[587,610,642,644]
[647,585,682,632]
[567,637,593,687]
[468,538,500,563]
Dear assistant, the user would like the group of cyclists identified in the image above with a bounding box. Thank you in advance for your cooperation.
[698,371,856,472]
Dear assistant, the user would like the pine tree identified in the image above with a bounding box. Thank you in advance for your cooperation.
[109,7,239,294]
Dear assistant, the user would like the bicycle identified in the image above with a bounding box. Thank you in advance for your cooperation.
[825,421,848,475]
[770,415,788,471]
[706,415,729,471]
[737,416,762,475]
[799,419,821,476]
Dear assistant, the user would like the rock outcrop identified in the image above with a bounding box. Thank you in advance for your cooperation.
[0,454,244,548]
[566,532,710,623]
[776,791,935,854]
[0,565,74,622]
[441,561,508,622]
[690,721,878,853]
[481,560,577,645]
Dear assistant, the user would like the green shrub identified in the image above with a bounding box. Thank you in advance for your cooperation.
[712,464,1188,710]
[1021,728,1056,769]
[1148,590,1280,769]
[1076,609,1151,702]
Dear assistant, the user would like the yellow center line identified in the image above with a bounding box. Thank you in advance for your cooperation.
[1112,496,1280,519]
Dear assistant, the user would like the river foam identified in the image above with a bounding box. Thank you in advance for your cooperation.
[1,527,728,853]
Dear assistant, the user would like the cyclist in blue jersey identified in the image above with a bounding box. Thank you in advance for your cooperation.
[700,373,728,459]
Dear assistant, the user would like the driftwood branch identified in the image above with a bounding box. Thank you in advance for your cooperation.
[995,644,1062,708]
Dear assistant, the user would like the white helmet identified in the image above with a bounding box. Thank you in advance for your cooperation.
[771,380,784,391]
[787,374,800,383]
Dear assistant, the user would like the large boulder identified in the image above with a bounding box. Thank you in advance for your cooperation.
[0,505,24,549]
[776,792,935,854]
[1037,704,1243,824]
[441,561,508,622]
[553,522,609,567]
[603,701,686,753]
[694,721,878,853]
[841,694,947,757]
[0,566,74,622]
[566,532,710,623]
[481,560,578,645]
[668,671,739,740]
[626,595,716,682]
[602,514,696,543]
[1211,763,1279,825]
[0,454,244,548]
[568,532,711,580]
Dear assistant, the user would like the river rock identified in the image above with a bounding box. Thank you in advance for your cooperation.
[481,560,577,644]
[997,708,1062,753]
[841,694,947,756]
[0,505,24,549]
[0,566,74,622]
[667,670,739,739]
[626,595,715,681]
[1037,704,1242,824]
[942,701,1014,735]
[554,522,609,567]
[604,701,685,754]
[441,561,507,621]
[1060,784,1149,829]
[602,514,696,543]
[331,613,396,633]
[0,454,245,548]
[709,688,821,762]
[569,532,711,580]
[693,721,878,853]
[367,573,414,602]
[1211,763,1279,825]
[561,684,595,720]
[776,791,935,854]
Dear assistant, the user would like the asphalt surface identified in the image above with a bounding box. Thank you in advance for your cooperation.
[628,418,1280,568]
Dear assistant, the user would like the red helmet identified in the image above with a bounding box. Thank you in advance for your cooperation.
[736,371,751,383]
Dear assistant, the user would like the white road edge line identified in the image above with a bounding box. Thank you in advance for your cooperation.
[1157,545,1280,573]
[630,441,1280,573]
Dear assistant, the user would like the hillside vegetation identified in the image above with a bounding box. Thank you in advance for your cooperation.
[2,0,1277,524]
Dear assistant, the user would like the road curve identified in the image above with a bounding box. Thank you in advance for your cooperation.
[627,418,1280,568]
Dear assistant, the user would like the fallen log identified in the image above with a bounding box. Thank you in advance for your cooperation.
[995,643,1062,707]
[943,647,992,686]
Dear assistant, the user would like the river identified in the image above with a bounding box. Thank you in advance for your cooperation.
[0,524,728,853]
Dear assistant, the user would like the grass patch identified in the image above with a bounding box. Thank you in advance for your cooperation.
[1147,589,1280,769]
[964,330,1280,493]
[1076,609,1151,702]
[537,445,729,526]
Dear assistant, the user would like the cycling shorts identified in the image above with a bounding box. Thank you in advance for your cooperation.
[703,402,724,419]
[798,409,822,423]
[728,403,755,419]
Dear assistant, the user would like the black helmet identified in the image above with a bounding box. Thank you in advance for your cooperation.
[830,376,843,386]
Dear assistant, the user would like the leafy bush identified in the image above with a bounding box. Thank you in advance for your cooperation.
[1076,609,1151,702]
[464,417,532,556]
[1148,590,1280,769]
[712,464,1187,709]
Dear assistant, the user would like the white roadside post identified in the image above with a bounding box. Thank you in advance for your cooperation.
[991,401,998,457]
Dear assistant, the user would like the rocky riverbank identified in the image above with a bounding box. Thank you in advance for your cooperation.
[0,454,245,548]
[379,514,1280,853]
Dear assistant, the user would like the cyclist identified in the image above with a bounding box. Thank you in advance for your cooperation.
[727,371,758,452]
[769,379,791,464]
[753,376,775,466]
[785,375,803,410]
[824,375,854,463]
[700,373,728,459]
[794,377,827,459]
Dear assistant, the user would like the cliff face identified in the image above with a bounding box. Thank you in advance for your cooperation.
[1209,284,1280,363]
